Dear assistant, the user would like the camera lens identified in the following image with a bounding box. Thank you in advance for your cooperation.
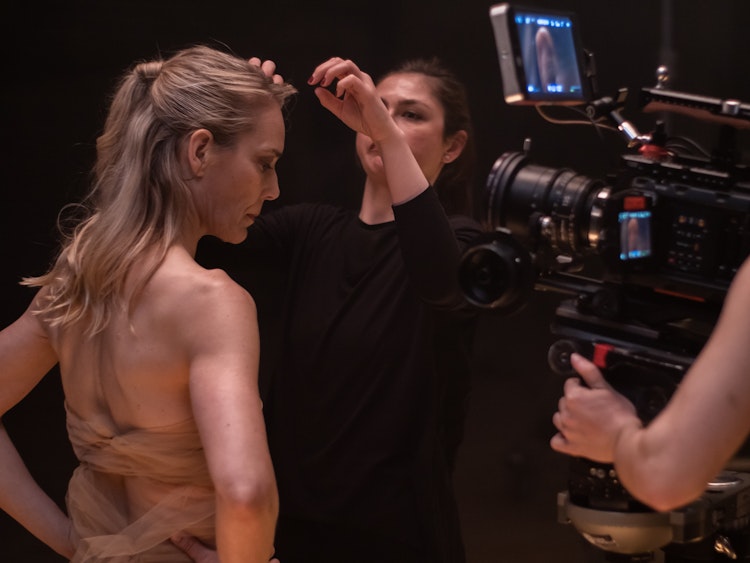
[485,151,609,257]
[458,230,535,312]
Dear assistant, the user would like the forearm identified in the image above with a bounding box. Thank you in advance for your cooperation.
[613,360,748,512]
[377,129,430,205]
[0,423,74,558]
[613,421,708,512]
[215,486,278,563]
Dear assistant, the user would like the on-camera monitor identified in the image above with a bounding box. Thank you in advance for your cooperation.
[618,210,653,261]
[490,3,590,104]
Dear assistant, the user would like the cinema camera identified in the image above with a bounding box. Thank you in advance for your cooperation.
[460,3,750,561]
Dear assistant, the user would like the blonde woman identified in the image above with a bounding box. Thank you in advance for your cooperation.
[0,45,295,562]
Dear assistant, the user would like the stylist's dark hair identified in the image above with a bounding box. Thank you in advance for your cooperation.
[380,58,477,216]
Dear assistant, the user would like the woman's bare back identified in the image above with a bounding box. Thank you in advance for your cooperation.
[50,246,243,530]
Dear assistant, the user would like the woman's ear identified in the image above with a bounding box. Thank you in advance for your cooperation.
[443,130,468,164]
[186,129,214,177]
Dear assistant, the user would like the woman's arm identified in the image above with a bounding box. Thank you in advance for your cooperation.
[552,257,750,511]
[0,304,73,558]
[617,256,750,510]
[393,191,481,308]
[310,57,482,308]
[309,57,430,205]
[181,270,277,563]
[0,424,74,558]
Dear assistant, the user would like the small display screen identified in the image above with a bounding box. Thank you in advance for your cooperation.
[618,210,652,261]
[514,10,586,101]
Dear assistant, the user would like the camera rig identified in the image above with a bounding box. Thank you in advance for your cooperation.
[462,3,750,561]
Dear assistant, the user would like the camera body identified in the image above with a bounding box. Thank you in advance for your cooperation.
[472,144,750,310]
[464,3,750,559]
[464,3,750,317]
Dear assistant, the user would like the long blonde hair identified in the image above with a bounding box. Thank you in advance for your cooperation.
[25,45,296,335]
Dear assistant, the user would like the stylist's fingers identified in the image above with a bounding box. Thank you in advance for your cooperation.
[248,57,285,84]
[309,57,371,89]
[260,60,284,84]
[171,533,218,563]
[309,57,348,86]
[259,59,277,75]
[313,86,342,115]
[313,74,367,119]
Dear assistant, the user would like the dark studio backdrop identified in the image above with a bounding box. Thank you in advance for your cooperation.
[2,1,749,561]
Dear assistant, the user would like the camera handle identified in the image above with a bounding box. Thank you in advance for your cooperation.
[580,49,653,148]
[584,92,654,148]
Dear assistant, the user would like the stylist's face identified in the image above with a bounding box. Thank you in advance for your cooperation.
[356,72,449,186]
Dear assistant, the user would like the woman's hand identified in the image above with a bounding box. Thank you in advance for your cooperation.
[171,533,280,563]
[248,57,285,85]
[550,353,642,462]
[171,534,218,563]
[308,57,397,143]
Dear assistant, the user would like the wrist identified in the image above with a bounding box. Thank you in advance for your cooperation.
[613,416,643,460]
[372,124,407,151]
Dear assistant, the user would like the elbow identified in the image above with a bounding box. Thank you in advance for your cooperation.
[214,476,279,521]
[622,472,706,513]
[645,498,686,513]
[613,426,710,513]
[639,487,705,514]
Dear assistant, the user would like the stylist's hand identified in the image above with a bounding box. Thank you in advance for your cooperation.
[309,57,396,143]
[171,533,218,563]
[248,56,285,84]
[171,533,280,563]
[550,353,641,462]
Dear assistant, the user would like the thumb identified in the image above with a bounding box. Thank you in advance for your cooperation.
[313,87,341,116]
[171,533,212,561]
[570,353,609,389]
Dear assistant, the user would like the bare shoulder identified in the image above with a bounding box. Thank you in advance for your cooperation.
[172,267,253,316]
[144,250,257,345]
[172,265,254,311]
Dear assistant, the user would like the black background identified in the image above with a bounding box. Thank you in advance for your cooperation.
[2,0,749,561]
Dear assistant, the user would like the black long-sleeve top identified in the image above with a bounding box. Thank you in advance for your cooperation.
[210,186,482,561]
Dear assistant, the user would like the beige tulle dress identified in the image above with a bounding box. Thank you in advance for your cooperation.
[65,403,216,562]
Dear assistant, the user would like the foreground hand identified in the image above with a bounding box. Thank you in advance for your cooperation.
[308,57,396,143]
[249,57,285,84]
[550,353,641,462]
[171,534,218,563]
[171,533,279,563]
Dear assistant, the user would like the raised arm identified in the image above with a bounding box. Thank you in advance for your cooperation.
[309,57,429,205]
[0,301,74,558]
[309,57,481,308]
[181,271,277,563]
